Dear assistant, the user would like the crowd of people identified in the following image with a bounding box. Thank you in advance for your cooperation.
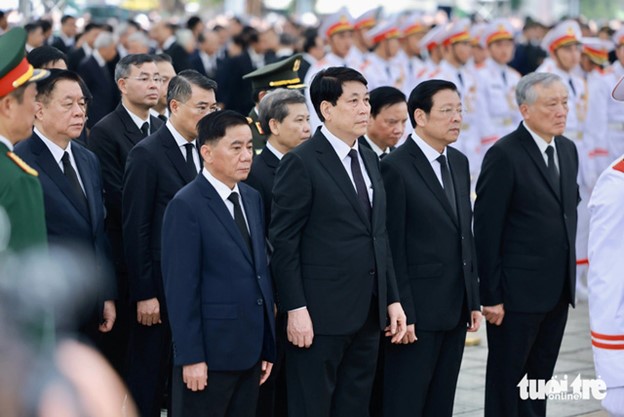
[0,4,624,417]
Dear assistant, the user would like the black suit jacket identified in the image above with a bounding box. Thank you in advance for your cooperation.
[87,104,164,275]
[50,36,72,54]
[67,47,85,71]
[123,125,198,303]
[474,123,579,313]
[269,130,399,335]
[77,56,118,128]
[15,134,116,304]
[245,146,280,233]
[165,42,192,73]
[358,136,394,160]
[381,136,479,331]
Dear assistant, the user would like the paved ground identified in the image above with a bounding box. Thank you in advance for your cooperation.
[455,301,607,416]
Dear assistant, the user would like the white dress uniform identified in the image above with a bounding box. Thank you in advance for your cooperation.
[588,156,624,417]
[361,22,404,92]
[605,61,624,160]
[537,20,591,292]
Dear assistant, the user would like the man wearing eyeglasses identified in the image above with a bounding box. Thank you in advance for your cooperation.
[87,53,165,376]
[15,69,117,347]
[381,79,481,417]
[123,69,218,417]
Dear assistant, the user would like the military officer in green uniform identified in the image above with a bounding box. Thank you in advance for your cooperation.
[243,54,306,155]
[0,28,49,252]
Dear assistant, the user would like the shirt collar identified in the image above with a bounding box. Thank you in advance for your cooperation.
[363,135,387,157]
[163,36,176,50]
[123,104,150,131]
[166,120,196,148]
[82,43,92,55]
[92,49,106,67]
[0,135,13,151]
[34,126,72,164]
[321,125,359,161]
[149,108,169,120]
[265,141,284,160]
[411,132,447,163]
[523,121,557,154]
[202,167,240,201]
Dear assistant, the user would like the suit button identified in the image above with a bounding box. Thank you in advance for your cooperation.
[463,261,467,266]
[369,269,376,276]
[257,275,261,280]
[257,299,264,306]
[461,235,465,240]
[563,214,568,220]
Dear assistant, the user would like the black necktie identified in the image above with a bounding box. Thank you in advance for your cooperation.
[568,78,577,97]
[457,71,464,88]
[184,143,197,177]
[61,151,88,208]
[228,192,252,254]
[380,152,388,160]
[140,121,149,137]
[157,114,167,122]
[501,70,507,86]
[437,154,457,219]
[545,145,560,193]
[348,149,372,222]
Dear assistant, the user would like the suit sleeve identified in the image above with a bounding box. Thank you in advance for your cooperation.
[268,152,312,312]
[381,160,416,324]
[474,145,514,307]
[161,196,205,366]
[464,157,480,310]
[88,123,123,227]
[123,145,159,302]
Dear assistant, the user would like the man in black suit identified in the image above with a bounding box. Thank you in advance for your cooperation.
[245,88,310,417]
[123,70,218,417]
[360,86,407,160]
[50,15,77,54]
[162,110,275,417]
[14,70,116,344]
[77,31,118,128]
[474,72,579,417]
[67,23,101,71]
[152,21,192,73]
[269,67,407,417]
[381,80,481,417]
[87,53,164,374]
[189,30,220,79]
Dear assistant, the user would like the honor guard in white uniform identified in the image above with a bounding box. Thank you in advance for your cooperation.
[362,21,405,92]
[347,8,379,70]
[467,22,489,73]
[433,19,484,178]
[395,13,428,97]
[415,25,446,85]
[606,28,624,160]
[537,20,591,290]
[588,79,624,413]
[476,18,522,171]
[304,8,356,130]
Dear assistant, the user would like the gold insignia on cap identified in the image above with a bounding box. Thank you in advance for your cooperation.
[340,15,348,23]
[567,27,574,35]
[6,151,38,176]
[293,58,301,72]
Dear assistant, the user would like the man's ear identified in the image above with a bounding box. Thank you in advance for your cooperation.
[320,100,332,122]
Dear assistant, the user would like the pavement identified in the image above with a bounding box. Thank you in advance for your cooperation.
[455,301,608,417]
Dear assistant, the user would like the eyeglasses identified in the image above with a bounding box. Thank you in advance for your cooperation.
[124,76,163,84]
[178,101,220,115]
[434,107,463,117]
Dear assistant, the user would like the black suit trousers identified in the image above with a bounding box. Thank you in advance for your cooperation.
[172,362,262,417]
[286,298,380,417]
[383,320,467,417]
[484,298,569,417]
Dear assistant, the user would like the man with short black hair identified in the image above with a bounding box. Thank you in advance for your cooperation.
[124,69,218,417]
[24,21,45,52]
[27,45,68,69]
[270,66,406,417]
[51,15,77,54]
[162,109,275,417]
[150,54,176,121]
[361,86,407,160]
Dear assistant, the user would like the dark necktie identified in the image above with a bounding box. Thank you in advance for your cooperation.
[157,114,167,122]
[228,192,252,254]
[568,78,577,97]
[545,145,560,193]
[61,151,88,208]
[501,70,507,86]
[380,152,388,160]
[457,71,464,88]
[140,121,149,137]
[184,143,197,177]
[437,154,457,219]
[348,149,372,222]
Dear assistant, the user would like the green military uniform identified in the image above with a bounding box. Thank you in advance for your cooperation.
[243,54,306,155]
[0,28,49,252]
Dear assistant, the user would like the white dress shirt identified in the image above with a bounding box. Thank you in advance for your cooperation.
[166,121,200,173]
[202,167,249,232]
[363,135,388,158]
[265,142,284,160]
[523,121,560,171]
[412,133,448,188]
[35,127,86,194]
[123,104,151,134]
[321,125,373,204]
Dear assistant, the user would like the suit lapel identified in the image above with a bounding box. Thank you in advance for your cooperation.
[314,133,371,230]
[73,145,97,229]
[261,147,279,170]
[160,128,196,184]
[196,175,253,265]
[447,149,465,227]
[517,125,561,202]
[555,136,574,207]
[116,104,146,147]
[406,137,458,226]
[360,146,381,227]
[31,134,90,222]
[240,185,263,270]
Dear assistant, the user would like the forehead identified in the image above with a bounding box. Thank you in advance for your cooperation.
[221,123,252,142]
[431,88,461,106]
[50,79,83,97]
[285,102,309,115]
[533,81,568,98]
[128,62,159,74]
[377,101,408,116]
[189,85,216,102]
[339,81,368,97]
[156,61,176,75]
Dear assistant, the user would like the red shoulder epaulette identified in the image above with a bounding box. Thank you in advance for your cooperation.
[613,158,624,173]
